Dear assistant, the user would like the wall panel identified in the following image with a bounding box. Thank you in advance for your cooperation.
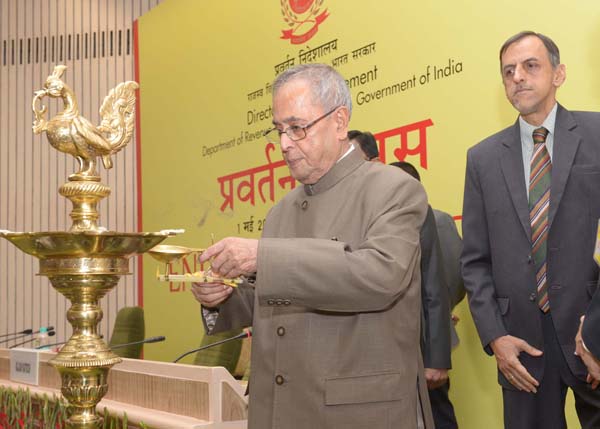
[0,0,163,347]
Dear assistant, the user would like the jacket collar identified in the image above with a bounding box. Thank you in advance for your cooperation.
[304,148,365,196]
[500,103,581,238]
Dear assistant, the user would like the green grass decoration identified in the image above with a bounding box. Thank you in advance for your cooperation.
[0,386,151,429]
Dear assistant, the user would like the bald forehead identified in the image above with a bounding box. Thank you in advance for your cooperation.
[273,79,322,114]
[276,78,314,99]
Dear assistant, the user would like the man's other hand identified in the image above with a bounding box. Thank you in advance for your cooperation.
[490,335,542,393]
[425,368,449,390]
[191,282,233,308]
[575,315,600,389]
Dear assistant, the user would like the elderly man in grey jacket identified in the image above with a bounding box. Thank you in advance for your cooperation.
[192,63,432,429]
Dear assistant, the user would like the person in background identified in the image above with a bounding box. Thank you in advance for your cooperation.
[348,129,380,161]
[191,63,433,429]
[461,31,600,428]
[391,160,459,429]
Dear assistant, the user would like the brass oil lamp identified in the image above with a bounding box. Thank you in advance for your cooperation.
[0,65,178,429]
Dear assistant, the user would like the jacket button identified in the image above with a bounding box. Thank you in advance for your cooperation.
[283,299,291,306]
[275,375,285,385]
[529,292,536,302]
[275,299,283,305]
[267,299,275,305]
[527,255,533,264]
[301,200,308,210]
[277,326,285,336]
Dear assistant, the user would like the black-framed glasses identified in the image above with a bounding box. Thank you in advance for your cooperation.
[263,106,340,144]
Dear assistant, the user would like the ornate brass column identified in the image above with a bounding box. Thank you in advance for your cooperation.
[0,65,177,429]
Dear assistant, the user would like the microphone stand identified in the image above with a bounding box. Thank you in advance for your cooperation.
[36,335,104,350]
[0,328,33,339]
[35,335,165,352]
[1,326,55,346]
[0,333,36,346]
[9,331,56,349]
[111,336,166,350]
[173,329,251,363]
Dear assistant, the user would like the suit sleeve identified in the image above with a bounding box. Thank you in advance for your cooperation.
[421,206,452,369]
[256,176,428,313]
[201,282,255,334]
[461,148,508,352]
[436,211,466,309]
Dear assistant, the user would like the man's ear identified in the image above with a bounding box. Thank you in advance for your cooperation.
[334,106,350,139]
[553,64,566,88]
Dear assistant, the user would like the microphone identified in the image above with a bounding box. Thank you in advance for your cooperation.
[111,336,166,350]
[0,328,33,338]
[9,331,56,349]
[0,326,54,345]
[173,328,252,363]
[0,330,34,345]
[36,334,104,350]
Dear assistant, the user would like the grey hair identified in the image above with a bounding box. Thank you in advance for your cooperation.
[273,63,353,119]
[499,31,561,71]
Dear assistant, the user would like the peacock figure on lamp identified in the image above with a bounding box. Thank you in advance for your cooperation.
[33,64,138,180]
[0,65,178,429]
[32,65,139,232]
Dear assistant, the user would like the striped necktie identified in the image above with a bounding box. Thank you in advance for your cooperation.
[529,127,551,312]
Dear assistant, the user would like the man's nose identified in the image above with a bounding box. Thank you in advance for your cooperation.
[279,133,295,151]
[512,64,525,82]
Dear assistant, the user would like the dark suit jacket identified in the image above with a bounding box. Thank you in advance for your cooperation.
[461,104,600,388]
[421,206,452,370]
[433,209,465,310]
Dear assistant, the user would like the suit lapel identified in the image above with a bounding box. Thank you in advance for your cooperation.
[500,122,532,242]
[549,105,580,228]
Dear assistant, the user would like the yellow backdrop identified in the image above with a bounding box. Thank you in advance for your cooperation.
[137,1,600,427]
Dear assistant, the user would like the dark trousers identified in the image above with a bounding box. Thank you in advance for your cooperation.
[502,311,600,429]
[429,379,458,429]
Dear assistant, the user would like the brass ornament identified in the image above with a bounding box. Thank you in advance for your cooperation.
[32,65,138,232]
[148,244,243,287]
[148,244,205,279]
[32,65,138,180]
[0,65,178,429]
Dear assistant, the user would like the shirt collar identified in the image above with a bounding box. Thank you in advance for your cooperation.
[337,142,355,162]
[519,102,558,143]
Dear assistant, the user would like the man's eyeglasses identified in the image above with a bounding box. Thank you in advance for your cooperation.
[263,106,340,144]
